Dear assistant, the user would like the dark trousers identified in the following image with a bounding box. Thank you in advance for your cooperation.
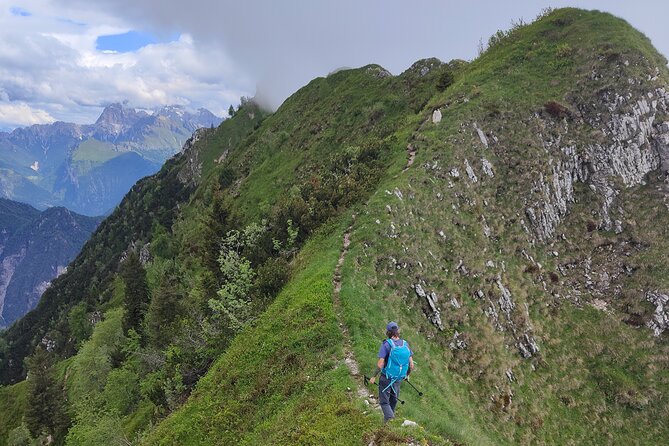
[378,375,401,421]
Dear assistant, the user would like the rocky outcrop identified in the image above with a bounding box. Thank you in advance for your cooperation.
[474,122,489,148]
[414,284,444,330]
[524,86,669,241]
[177,128,208,186]
[477,276,540,358]
[646,291,669,336]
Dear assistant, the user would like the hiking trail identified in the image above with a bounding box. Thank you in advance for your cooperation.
[403,143,417,171]
[333,215,380,410]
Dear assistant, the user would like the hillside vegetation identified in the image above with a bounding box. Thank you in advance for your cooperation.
[2,8,669,445]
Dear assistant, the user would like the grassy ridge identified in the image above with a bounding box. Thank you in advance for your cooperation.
[3,8,669,446]
[143,220,454,445]
[142,223,373,445]
[339,7,669,445]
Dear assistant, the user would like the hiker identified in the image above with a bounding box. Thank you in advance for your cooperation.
[369,321,414,423]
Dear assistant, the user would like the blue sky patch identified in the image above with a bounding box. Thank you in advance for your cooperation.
[96,30,179,53]
[10,7,31,17]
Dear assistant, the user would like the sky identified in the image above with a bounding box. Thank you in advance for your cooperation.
[0,0,668,130]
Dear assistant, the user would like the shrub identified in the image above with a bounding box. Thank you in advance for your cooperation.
[103,367,140,415]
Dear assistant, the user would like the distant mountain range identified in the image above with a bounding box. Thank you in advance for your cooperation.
[0,103,222,215]
[0,198,101,327]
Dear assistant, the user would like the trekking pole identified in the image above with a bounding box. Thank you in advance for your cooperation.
[404,378,424,396]
[366,375,405,404]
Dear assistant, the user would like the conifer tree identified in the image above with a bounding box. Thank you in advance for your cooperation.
[121,252,149,337]
[25,346,69,442]
[145,271,183,348]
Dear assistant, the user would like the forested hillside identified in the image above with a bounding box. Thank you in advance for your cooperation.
[1,8,668,446]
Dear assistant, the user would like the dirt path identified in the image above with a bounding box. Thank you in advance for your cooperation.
[332,216,379,409]
[403,143,417,172]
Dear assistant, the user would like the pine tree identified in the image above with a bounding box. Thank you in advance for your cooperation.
[25,346,70,442]
[228,104,235,117]
[145,271,183,348]
[121,252,149,337]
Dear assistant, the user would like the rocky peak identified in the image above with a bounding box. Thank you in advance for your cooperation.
[403,57,445,77]
[94,103,148,137]
[155,105,222,129]
[195,108,220,128]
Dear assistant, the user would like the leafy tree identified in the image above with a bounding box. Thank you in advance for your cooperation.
[150,222,176,259]
[68,308,125,402]
[24,347,69,442]
[68,302,92,347]
[102,367,140,415]
[121,252,149,337]
[208,223,266,331]
[65,407,126,446]
[436,69,455,91]
[256,257,290,299]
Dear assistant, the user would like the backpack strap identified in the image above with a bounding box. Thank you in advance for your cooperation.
[382,339,394,378]
[382,377,398,394]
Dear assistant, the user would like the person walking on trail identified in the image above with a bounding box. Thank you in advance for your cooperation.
[369,321,415,423]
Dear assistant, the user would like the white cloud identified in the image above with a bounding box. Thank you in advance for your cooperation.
[4,0,669,129]
[0,101,55,126]
[0,0,250,128]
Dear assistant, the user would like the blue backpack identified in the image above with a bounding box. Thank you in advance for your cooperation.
[382,339,411,390]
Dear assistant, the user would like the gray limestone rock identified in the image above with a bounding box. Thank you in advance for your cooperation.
[415,284,444,330]
[496,277,515,320]
[481,158,495,177]
[474,122,489,148]
[464,159,478,183]
[647,291,669,336]
[525,87,669,241]
[449,330,467,350]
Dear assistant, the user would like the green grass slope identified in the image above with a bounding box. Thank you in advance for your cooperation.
[3,7,669,446]
[339,8,669,445]
[153,8,669,445]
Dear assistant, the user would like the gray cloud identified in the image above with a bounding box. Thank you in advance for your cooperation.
[52,0,669,110]
[4,0,669,127]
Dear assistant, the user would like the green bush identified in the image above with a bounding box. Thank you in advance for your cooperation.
[103,367,140,415]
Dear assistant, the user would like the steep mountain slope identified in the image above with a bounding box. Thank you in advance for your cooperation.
[0,198,39,239]
[0,109,269,385]
[336,9,669,443]
[139,9,669,445]
[2,8,669,446]
[0,103,222,215]
[0,199,101,327]
[55,151,160,216]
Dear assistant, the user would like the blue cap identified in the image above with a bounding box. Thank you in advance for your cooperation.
[386,321,399,331]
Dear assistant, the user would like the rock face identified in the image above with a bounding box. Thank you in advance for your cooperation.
[524,88,669,241]
[415,284,444,330]
[0,103,222,215]
[647,291,669,336]
[0,200,101,327]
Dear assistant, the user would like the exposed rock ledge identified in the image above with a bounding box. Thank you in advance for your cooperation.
[525,87,669,241]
